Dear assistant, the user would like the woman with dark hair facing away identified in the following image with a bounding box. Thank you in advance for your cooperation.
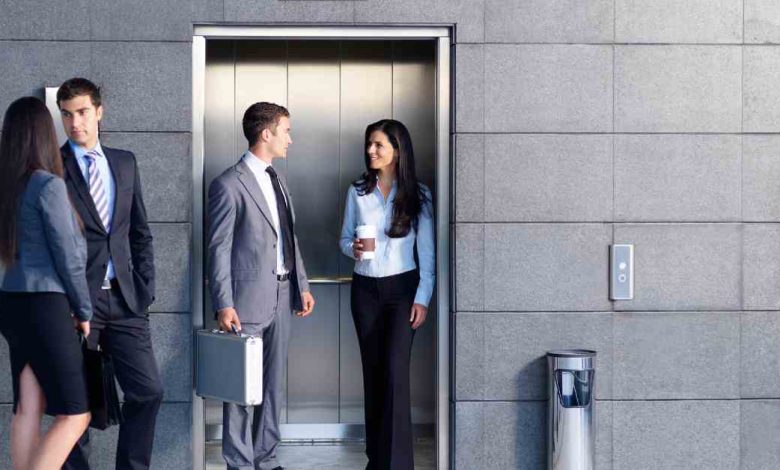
[339,119,435,469]
[0,97,92,470]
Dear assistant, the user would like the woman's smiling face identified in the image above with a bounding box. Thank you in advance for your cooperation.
[366,130,397,172]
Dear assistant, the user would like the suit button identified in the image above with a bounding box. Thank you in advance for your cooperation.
[102,263,107,268]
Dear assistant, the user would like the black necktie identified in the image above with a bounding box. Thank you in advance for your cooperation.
[265,166,295,273]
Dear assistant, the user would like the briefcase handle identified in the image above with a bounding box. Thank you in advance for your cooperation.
[207,325,254,339]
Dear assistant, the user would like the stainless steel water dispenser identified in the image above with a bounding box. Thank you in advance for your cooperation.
[547,349,596,470]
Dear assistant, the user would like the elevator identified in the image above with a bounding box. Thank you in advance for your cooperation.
[193,28,450,469]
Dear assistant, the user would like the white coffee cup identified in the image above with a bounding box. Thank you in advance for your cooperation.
[355,225,377,260]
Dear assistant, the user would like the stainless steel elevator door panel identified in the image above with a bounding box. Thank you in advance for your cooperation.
[338,283,365,423]
[287,284,340,423]
[235,40,288,160]
[205,41,237,191]
[287,41,341,278]
[392,41,438,423]
[203,41,237,330]
[338,41,394,278]
[392,40,436,189]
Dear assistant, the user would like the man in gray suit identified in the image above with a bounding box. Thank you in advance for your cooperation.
[207,102,315,470]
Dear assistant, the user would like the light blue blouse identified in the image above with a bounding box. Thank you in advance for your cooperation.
[339,181,435,307]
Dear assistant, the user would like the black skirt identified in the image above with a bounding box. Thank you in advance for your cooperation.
[0,291,89,416]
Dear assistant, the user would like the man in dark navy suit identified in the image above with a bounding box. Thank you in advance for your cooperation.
[57,77,163,470]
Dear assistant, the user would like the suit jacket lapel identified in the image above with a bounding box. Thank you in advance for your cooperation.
[62,144,107,233]
[235,159,277,237]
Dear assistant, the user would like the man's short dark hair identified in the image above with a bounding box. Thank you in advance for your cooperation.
[242,102,289,147]
[57,78,102,109]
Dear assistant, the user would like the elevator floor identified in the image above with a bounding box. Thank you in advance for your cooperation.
[205,439,435,470]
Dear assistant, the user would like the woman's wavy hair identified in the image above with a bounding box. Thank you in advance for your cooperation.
[0,97,64,265]
[353,119,429,238]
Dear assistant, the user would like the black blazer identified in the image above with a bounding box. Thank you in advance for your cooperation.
[61,143,155,315]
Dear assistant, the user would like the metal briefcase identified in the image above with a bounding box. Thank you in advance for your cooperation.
[195,329,263,406]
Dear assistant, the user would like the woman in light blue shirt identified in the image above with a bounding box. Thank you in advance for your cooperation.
[339,119,434,470]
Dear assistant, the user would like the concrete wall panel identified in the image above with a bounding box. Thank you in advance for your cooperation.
[614,224,741,311]
[455,134,484,222]
[743,135,780,222]
[454,313,485,400]
[91,0,193,41]
[742,312,780,398]
[150,223,191,313]
[743,224,780,310]
[485,0,613,43]
[744,46,780,132]
[615,0,742,43]
[615,46,742,132]
[101,133,191,223]
[484,224,612,311]
[455,224,484,312]
[484,45,613,132]
[746,0,780,44]
[613,312,740,399]
[355,0,484,43]
[0,41,91,128]
[613,401,740,470]
[91,42,191,132]
[455,44,484,133]
[486,313,612,400]
[742,400,780,470]
[614,134,741,222]
[0,0,91,40]
[150,314,192,403]
[225,0,354,23]
[485,134,613,222]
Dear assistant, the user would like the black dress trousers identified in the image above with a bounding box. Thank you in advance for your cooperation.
[351,269,419,470]
[62,285,164,470]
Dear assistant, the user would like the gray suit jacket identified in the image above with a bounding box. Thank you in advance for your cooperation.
[207,158,309,326]
[0,170,92,321]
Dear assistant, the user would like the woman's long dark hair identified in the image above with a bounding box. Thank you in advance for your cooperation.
[0,97,64,265]
[353,119,429,238]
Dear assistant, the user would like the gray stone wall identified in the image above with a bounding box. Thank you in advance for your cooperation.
[1,1,780,469]
[454,1,780,469]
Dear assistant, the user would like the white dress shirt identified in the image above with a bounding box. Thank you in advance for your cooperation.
[242,151,288,275]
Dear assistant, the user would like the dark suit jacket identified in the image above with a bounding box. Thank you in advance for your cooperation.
[61,143,155,315]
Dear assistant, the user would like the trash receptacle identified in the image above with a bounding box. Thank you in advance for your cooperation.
[547,349,596,470]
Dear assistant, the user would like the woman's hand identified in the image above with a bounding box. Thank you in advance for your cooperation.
[72,316,90,337]
[352,238,364,260]
[410,303,427,330]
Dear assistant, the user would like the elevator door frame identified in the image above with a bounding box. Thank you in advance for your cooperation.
[191,25,452,470]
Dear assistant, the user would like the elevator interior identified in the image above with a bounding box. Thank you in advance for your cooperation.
[201,38,438,449]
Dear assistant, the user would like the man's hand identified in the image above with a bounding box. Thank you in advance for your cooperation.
[218,307,242,332]
[296,291,315,317]
[410,303,427,330]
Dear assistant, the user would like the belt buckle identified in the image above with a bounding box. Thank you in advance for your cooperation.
[277,272,290,282]
[101,279,111,290]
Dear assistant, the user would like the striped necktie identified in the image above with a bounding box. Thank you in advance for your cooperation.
[84,150,110,232]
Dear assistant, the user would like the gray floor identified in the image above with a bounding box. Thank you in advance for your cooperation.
[205,440,435,470]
